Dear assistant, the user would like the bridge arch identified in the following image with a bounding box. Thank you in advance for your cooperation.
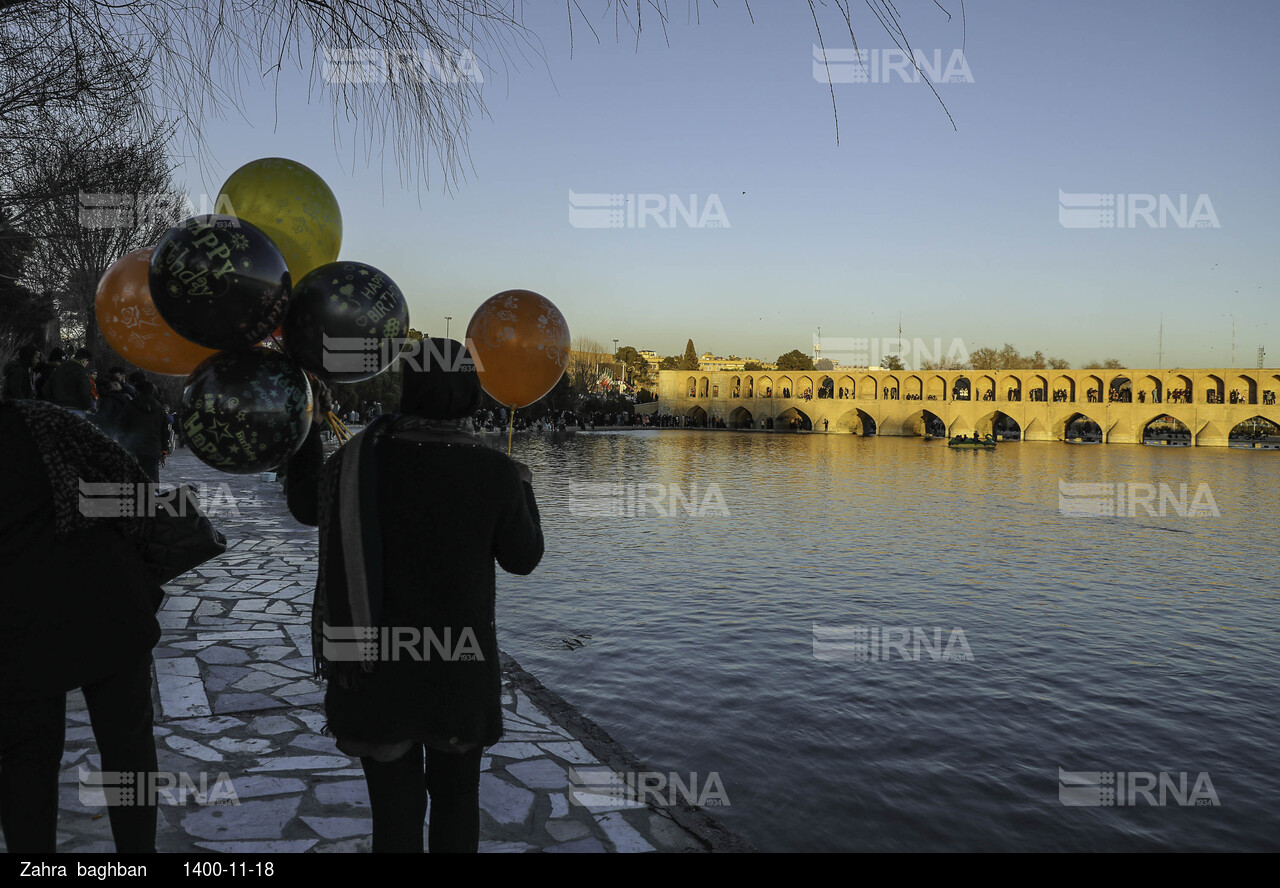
[818,375,834,399]
[977,410,1021,440]
[685,405,708,427]
[1229,415,1280,445]
[1052,374,1075,403]
[1108,375,1132,403]
[777,375,794,399]
[1204,374,1225,404]
[1083,374,1103,404]
[834,407,876,436]
[952,376,971,401]
[903,375,923,400]
[882,374,900,400]
[797,375,814,399]
[1171,374,1193,403]
[859,374,877,400]
[728,406,753,429]
[1027,374,1048,402]
[685,375,696,397]
[927,375,946,401]
[729,375,741,398]
[1137,374,1162,404]
[1005,377,1022,402]
[976,375,996,402]
[1141,413,1189,445]
[1056,411,1103,441]
[1231,374,1256,405]
[836,375,854,399]
[904,408,946,437]
[744,375,754,398]
[698,376,709,398]
[777,406,812,431]
[758,375,773,397]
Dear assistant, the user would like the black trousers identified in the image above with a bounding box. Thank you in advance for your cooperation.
[0,656,157,853]
[360,743,483,852]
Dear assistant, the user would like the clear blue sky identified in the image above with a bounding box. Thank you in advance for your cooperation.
[171,0,1279,370]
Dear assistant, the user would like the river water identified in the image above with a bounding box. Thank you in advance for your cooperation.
[491,429,1279,852]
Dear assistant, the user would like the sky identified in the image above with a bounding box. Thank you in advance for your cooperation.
[167,0,1280,370]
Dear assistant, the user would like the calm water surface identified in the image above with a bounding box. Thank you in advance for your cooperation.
[491,430,1279,852]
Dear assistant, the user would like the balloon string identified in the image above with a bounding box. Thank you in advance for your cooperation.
[507,407,515,456]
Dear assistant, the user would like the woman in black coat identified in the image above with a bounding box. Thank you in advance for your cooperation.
[0,397,163,853]
[287,338,544,853]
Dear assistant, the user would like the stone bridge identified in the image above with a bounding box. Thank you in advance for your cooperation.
[656,368,1280,446]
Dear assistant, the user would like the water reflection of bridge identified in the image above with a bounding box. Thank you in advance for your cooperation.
[657,368,1280,446]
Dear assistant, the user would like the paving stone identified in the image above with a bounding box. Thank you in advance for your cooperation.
[175,716,245,734]
[182,796,300,840]
[196,645,248,664]
[248,715,298,735]
[538,740,599,764]
[479,840,535,852]
[488,741,543,760]
[313,780,370,807]
[213,692,282,714]
[248,755,351,772]
[289,733,339,753]
[507,758,571,790]
[222,776,306,800]
[549,793,569,819]
[545,819,590,842]
[545,836,607,853]
[595,811,656,853]
[194,840,318,853]
[164,735,224,763]
[210,737,274,754]
[479,773,535,825]
[302,816,373,839]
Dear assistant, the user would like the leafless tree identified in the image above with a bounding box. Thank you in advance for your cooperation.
[2,1,964,188]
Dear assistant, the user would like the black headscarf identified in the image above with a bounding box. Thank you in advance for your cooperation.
[398,337,482,419]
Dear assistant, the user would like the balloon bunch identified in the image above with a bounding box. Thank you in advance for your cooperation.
[95,157,409,473]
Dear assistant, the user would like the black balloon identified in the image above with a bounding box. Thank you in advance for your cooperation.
[283,261,410,382]
[150,214,292,351]
[180,348,313,474]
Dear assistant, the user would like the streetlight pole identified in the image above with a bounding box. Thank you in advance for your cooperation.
[613,339,620,393]
[445,316,452,340]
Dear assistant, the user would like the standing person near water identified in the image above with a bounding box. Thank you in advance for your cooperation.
[286,338,544,852]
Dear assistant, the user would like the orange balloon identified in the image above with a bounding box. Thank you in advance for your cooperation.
[466,290,570,408]
[96,248,220,376]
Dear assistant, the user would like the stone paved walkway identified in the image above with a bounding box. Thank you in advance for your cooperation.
[0,449,749,854]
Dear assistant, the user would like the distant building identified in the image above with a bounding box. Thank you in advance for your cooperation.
[637,349,662,375]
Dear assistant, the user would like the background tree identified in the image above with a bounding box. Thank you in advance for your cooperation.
[775,349,815,371]
[680,339,700,371]
[815,358,834,371]
[0,2,959,185]
[880,354,905,370]
[659,355,680,370]
[742,360,763,371]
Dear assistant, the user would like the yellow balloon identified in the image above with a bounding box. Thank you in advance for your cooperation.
[217,158,342,283]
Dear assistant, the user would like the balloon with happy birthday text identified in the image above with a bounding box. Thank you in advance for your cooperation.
[282,261,410,383]
[96,247,220,375]
[465,289,570,409]
[218,158,342,283]
[180,347,313,474]
[149,215,292,352]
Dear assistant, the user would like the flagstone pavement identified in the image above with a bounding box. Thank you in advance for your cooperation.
[0,448,751,854]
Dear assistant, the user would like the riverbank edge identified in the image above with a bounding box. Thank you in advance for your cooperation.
[498,650,757,853]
